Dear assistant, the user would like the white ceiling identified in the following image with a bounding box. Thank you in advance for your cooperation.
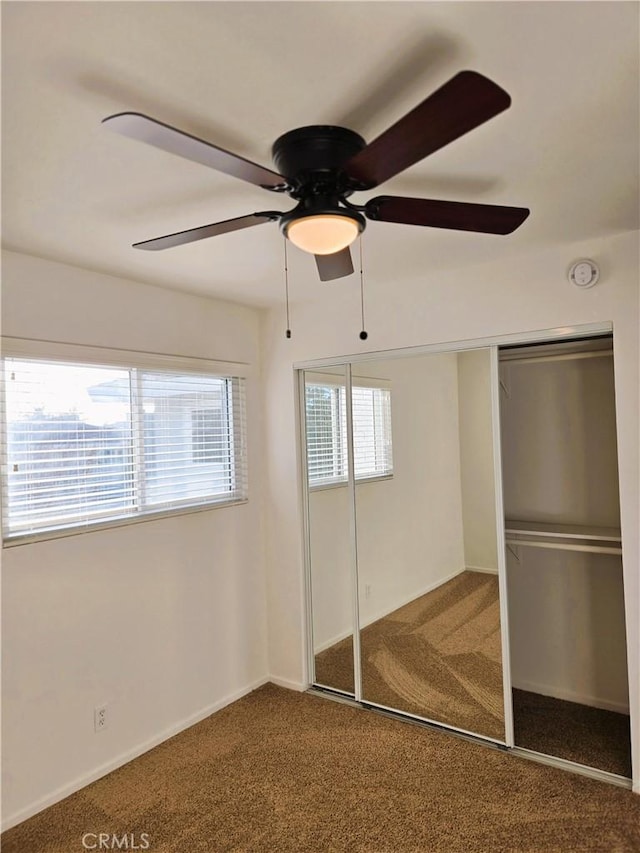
[2,1,638,308]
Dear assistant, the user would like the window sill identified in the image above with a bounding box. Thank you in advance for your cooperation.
[2,497,249,548]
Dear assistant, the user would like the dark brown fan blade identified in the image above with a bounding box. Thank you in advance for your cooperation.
[315,248,354,281]
[344,71,511,189]
[365,196,530,234]
[133,212,280,251]
[103,113,288,191]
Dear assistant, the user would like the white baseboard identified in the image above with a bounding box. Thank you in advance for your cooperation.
[359,567,465,629]
[314,567,498,654]
[512,678,629,715]
[267,675,307,692]
[313,567,466,653]
[314,627,354,654]
[1,675,270,833]
[466,564,499,575]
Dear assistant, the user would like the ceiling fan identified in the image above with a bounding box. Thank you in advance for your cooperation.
[103,70,529,282]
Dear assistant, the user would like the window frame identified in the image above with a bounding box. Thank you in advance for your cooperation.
[1,338,251,547]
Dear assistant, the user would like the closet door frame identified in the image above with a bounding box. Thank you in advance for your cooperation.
[297,368,317,690]
[490,346,515,747]
[296,321,617,754]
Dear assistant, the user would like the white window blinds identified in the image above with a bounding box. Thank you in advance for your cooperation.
[137,372,246,508]
[305,383,345,486]
[304,379,393,487]
[2,358,247,541]
[351,384,393,482]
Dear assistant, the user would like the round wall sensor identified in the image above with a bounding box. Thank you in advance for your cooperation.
[569,259,599,288]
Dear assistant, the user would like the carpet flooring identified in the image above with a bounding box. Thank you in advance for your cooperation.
[315,571,505,740]
[513,688,632,778]
[315,635,355,694]
[3,683,640,853]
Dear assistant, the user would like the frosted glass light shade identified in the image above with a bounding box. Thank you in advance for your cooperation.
[286,214,360,255]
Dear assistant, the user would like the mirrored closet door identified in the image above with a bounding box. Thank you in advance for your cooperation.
[353,349,507,741]
[302,348,511,744]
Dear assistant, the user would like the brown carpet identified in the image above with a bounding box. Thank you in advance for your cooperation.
[315,571,505,740]
[315,635,355,694]
[2,683,640,853]
[513,688,632,778]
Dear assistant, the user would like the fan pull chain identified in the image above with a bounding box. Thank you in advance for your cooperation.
[284,238,292,339]
[358,236,368,341]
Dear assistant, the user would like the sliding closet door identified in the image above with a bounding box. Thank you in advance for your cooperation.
[352,349,508,741]
[302,366,356,696]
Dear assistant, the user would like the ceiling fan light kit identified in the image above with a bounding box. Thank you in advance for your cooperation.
[103,70,530,282]
[284,212,363,255]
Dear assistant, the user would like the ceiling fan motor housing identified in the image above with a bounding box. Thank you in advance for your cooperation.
[272,126,366,189]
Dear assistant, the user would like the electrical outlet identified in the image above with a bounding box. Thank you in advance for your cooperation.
[365,584,371,599]
[94,704,108,733]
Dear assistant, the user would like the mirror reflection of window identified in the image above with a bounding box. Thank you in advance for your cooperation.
[305,378,393,488]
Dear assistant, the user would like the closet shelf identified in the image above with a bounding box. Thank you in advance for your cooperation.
[505,520,621,541]
[504,520,622,556]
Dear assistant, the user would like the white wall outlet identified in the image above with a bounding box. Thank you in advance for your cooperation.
[364,584,371,599]
[94,704,108,732]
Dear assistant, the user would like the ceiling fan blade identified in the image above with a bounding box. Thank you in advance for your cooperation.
[344,71,511,189]
[366,196,530,234]
[103,112,288,191]
[133,212,280,251]
[315,248,354,281]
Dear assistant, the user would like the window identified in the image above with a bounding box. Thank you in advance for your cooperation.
[305,379,392,487]
[1,357,247,542]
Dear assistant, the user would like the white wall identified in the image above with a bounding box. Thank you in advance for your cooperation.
[260,230,640,790]
[354,355,465,624]
[507,549,629,713]
[0,250,269,828]
[308,483,352,651]
[457,349,499,573]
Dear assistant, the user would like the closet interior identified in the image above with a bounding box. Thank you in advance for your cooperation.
[298,328,632,787]
[499,335,631,778]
